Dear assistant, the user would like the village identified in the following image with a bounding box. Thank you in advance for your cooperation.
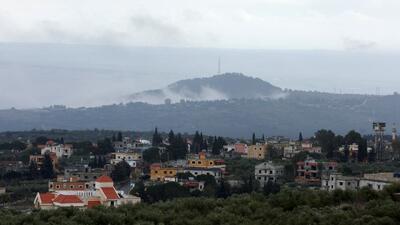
[0,122,400,210]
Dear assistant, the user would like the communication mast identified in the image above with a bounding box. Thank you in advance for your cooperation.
[373,122,386,161]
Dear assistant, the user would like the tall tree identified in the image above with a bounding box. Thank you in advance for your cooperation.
[29,160,39,179]
[41,154,55,179]
[252,133,256,145]
[315,129,337,159]
[117,132,123,142]
[152,127,162,147]
[298,132,303,142]
[111,160,131,182]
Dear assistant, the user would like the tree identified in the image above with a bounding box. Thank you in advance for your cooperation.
[41,153,55,179]
[117,132,123,142]
[252,133,256,145]
[97,138,114,155]
[298,132,303,142]
[216,179,231,198]
[263,181,281,196]
[29,160,39,179]
[315,129,337,159]
[111,161,131,182]
[152,127,162,147]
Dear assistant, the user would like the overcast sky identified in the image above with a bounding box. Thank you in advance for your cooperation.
[1,0,400,50]
[1,0,400,109]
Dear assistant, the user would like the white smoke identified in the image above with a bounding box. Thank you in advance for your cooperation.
[127,85,229,104]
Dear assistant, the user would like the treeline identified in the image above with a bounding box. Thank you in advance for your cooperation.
[145,129,227,163]
[1,185,400,225]
[314,129,369,162]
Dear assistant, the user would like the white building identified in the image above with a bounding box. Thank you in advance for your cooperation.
[183,168,223,180]
[110,152,142,167]
[321,172,400,191]
[255,161,285,187]
[40,141,74,158]
[321,173,359,191]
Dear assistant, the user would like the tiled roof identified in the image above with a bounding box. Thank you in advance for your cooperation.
[100,187,120,200]
[87,198,102,208]
[96,175,113,183]
[39,193,56,204]
[53,194,83,204]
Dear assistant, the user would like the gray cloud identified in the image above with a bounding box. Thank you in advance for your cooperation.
[130,15,185,46]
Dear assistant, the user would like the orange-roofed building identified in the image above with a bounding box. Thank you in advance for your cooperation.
[87,197,102,209]
[34,193,56,209]
[52,194,85,208]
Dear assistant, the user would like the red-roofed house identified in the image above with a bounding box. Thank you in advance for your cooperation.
[34,193,56,210]
[34,175,140,209]
[52,194,85,208]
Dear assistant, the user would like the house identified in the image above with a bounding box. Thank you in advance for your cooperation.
[295,157,337,186]
[322,172,400,191]
[34,175,140,209]
[29,152,58,168]
[150,163,180,181]
[255,161,285,187]
[234,143,248,155]
[246,144,268,160]
[113,137,139,152]
[187,152,218,168]
[40,141,74,158]
[183,167,223,181]
[283,142,301,159]
[110,152,142,168]
[321,173,359,191]
[301,142,322,154]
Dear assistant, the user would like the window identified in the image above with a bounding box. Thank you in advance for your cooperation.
[70,185,74,189]
[339,182,343,186]
[191,161,195,164]
[49,184,53,188]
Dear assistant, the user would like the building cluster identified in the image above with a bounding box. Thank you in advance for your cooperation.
[34,175,140,209]
[149,151,226,190]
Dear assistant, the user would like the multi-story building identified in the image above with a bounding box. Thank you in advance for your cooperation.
[40,141,74,158]
[234,143,248,155]
[295,157,337,186]
[246,144,268,160]
[113,137,139,152]
[321,173,359,191]
[283,142,301,159]
[150,163,180,181]
[187,152,216,168]
[110,151,142,167]
[29,152,58,168]
[255,161,285,187]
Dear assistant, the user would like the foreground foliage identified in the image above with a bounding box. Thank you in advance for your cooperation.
[2,185,400,225]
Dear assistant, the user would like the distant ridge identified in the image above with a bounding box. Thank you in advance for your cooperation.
[1,73,400,137]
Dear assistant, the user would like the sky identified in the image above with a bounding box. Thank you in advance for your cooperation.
[0,0,400,50]
[0,0,400,109]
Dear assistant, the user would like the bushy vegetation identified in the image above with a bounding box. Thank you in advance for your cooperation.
[2,185,400,225]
